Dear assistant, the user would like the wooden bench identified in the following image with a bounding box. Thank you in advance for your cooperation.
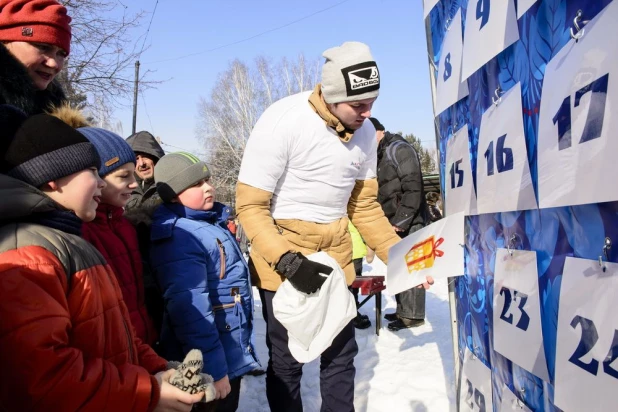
[350,276,386,336]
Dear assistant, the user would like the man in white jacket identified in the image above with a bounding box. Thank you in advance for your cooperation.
[236,41,433,412]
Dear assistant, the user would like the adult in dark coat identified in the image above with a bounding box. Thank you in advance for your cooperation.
[0,0,71,115]
[124,130,166,338]
[370,117,430,331]
[125,130,165,210]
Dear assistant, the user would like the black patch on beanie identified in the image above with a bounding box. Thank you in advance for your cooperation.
[341,61,380,98]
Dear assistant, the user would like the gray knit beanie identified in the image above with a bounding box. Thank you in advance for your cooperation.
[154,152,211,202]
[321,41,380,104]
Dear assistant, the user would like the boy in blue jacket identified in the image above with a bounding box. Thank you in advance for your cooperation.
[149,152,259,412]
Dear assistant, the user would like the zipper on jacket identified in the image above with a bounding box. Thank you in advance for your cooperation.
[212,302,236,311]
[216,238,226,279]
[212,293,242,312]
[103,270,135,363]
[121,317,136,363]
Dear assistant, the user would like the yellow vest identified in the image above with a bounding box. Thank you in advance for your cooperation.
[348,222,367,260]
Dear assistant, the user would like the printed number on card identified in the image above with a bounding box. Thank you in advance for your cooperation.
[552,73,609,151]
[476,0,490,29]
[568,315,618,379]
[464,379,487,412]
[450,159,464,189]
[484,134,513,176]
[498,287,530,332]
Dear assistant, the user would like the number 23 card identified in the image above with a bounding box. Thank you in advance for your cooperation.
[493,249,549,382]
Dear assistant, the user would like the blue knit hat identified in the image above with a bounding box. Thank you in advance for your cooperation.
[78,127,136,177]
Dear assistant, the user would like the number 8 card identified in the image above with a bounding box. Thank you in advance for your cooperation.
[555,257,618,412]
[538,1,618,208]
[476,83,537,214]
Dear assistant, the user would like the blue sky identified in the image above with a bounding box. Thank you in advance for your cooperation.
[116,0,436,155]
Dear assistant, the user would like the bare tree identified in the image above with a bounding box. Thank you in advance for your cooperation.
[403,133,438,175]
[196,54,321,205]
[57,0,156,110]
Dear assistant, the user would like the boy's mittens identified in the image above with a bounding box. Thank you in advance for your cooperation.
[169,349,215,402]
[199,372,217,403]
[166,360,181,370]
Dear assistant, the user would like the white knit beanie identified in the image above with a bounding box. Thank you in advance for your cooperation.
[321,41,380,104]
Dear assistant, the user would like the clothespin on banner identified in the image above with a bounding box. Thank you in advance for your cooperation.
[444,16,452,31]
[570,9,589,42]
[599,237,612,272]
[516,388,526,409]
[492,87,504,106]
[506,234,520,257]
[471,345,480,360]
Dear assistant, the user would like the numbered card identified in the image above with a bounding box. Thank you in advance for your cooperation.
[459,346,494,412]
[493,249,549,381]
[538,1,618,208]
[499,384,532,412]
[461,0,519,81]
[445,125,477,215]
[423,0,440,18]
[387,212,464,294]
[435,10,469,115]
[476,83,537,214]
[516,0,537,19]
[555,257,618,412]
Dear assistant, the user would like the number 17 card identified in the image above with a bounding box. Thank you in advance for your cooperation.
[538,1,618,208]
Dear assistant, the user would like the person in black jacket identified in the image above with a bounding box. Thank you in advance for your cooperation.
[125,130,165,210]
[123,130,166,341]
[370,117,430,331]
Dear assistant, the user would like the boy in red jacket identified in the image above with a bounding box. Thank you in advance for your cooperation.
[80,126,159,346]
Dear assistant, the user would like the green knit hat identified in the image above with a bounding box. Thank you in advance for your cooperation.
[154,152,211,202]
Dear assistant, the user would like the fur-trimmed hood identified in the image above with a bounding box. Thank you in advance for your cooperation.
[0,43,67,115]
[48,104,90,128]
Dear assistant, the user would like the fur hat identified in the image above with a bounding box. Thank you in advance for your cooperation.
[321,41,380,104]
[0,0,72,54]
[0,104,99,187]
[154,152,211,202]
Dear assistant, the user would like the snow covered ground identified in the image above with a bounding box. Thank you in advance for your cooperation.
[238,258,457,412]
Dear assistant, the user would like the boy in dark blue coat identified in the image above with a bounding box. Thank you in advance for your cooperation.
[149,152,259,412]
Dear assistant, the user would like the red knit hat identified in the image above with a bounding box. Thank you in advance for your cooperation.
[0,0,71,54]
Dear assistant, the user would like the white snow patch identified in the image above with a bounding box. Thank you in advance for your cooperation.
[238,257,456,411]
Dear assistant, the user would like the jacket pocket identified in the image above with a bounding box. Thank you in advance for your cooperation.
[213,293,244,333]
[275,219,322,252]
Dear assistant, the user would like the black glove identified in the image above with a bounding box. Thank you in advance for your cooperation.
[276,252,333,294]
